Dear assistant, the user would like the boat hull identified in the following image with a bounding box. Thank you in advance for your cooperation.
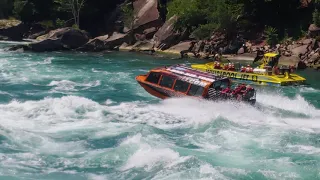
[136,75,188,99]
[191,63,306,86]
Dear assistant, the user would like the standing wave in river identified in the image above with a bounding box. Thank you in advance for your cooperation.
[0,42,320,180]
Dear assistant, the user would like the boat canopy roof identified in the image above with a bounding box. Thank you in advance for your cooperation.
[162,64,228,83]
[264,53,279,58]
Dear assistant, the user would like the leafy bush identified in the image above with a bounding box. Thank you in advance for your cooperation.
[121,1,135,28]
[264,26,278,46]
[313,9,320,27]
[167,0,243,37]
[55,18,66,28]
[72,24,80,30]
[39,20,54,30]
[191,24,217,40]
[13,0,26,17]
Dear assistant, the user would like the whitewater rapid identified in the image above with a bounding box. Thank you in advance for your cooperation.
[0,42,319,180]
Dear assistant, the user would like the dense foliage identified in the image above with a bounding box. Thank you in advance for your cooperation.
[168,0,315,41]
[0,0,318,43]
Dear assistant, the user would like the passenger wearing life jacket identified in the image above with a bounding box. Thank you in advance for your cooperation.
[223,63,230,70]
[289,65,295,73]
[229,63,235,71]
[245,65,251,73]
[240,66,246,72]
[246,65,253,73]
[273,66,280,75]
[214,62,222,69]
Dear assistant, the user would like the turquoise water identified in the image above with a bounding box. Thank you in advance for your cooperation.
[0,41,320,180]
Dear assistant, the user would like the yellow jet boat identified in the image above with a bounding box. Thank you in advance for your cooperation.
[191,53,306,86]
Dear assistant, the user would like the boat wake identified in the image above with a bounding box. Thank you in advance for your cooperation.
[0,88,319,179]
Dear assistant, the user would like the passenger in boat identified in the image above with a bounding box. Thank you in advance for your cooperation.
[223,63,230,70]
[273,66,280,75]
[229,63,236,71]
[246,65,253,73]
[240,66,246,72]
[214,62,222,69]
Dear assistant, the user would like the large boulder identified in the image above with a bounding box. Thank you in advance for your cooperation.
[291,45,309,56]
[0,19,27,41]
[143,27,158,39]
[78,35,109,51]
[130,40,155,54]
[30,39,64,52]
[25,23,46,39]
[132,0,163,32]
[8,27,89,52]
[163,41,193,55]
[78,32,129,51]
[153,15,182,50]
[60,28,89,49]
[308,24,320,38]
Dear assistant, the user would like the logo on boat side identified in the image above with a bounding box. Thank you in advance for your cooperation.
[179,76,207,87]
[206,69,258,82]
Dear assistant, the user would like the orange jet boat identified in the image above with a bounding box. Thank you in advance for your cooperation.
[136,64,257,105]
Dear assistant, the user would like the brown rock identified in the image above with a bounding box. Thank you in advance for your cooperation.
[28,30,47,39]
[308,52,319,63]
[77,35,109,51]
[164,41,193,54]
[133,0,162,32]
[78,32,129,51]
[300,0,311,8]
[143,27,158,39]
[153,15,181,50]
[131,40,155,52]
[291,45,309,56]
[279,55,300,66]
[308,24,320,37]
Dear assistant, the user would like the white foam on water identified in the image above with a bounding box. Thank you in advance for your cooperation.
[119,133,190,172]
[286,144,320,155]
[257,170,300,180]
[39,57,53,65]
[48,80,101,91]
[0,85,318,179]
[121,147,180,171]
[0,40,30,45]
[87,174,109,180]
[300,87,320,93]
[257,92,320,117]
[199,164,230,180]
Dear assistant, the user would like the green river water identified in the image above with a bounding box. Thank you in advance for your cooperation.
[0,41,320,180]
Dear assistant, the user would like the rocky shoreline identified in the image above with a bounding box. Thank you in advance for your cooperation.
[0,0,319,70]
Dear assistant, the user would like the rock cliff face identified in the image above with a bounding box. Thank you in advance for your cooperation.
[132,0,163,33]
[152,15,180,50]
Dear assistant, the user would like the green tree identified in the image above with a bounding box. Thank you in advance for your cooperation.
[54,0,85,28]
[313,9,320,26]
[167,0,243,39]
[121,0,136,29]
[264,26,278,46]
[13,0,36,22]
